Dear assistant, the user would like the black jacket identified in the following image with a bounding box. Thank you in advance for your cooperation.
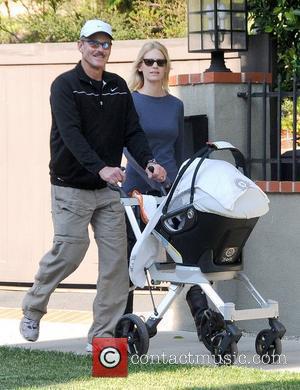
[49,62,153,189]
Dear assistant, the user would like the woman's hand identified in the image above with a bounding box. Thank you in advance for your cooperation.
[146,162,167,183]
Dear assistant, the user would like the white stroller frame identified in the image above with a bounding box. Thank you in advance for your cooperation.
[115,142,285,365]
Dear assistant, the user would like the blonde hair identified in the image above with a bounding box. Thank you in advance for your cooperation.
[128,41,171,92]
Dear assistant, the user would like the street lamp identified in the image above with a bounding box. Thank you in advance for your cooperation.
[188,0,248,72]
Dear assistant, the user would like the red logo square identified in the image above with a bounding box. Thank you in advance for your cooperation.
[92,338,128,377]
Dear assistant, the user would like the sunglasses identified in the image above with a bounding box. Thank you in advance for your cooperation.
[82,39,112,49]
[143,58,167,67]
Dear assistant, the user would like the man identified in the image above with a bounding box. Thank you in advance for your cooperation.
[20,19,166,348]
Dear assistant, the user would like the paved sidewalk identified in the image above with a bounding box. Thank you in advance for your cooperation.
[1,288,300,372]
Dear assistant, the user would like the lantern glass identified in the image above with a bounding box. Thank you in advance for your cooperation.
[217,10,230,30]
[188,33,202,51]
[203,32,217,50]
[202,10,214,31]
[232,32,247,49]
[232,12,246,30]
[189,13,202,33]
[203,0,213,9]
[218,0,230,9]
[187,0,248,69]
[189,0,201,12]
[218,32,231,49]
[232,0,246,10]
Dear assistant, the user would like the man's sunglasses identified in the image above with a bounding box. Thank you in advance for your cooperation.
[143,58,167,67]
[82,39,112,49]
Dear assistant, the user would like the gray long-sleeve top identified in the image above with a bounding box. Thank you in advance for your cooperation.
[123,91,184,194]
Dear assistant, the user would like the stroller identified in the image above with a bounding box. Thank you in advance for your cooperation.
[115,141,286,365]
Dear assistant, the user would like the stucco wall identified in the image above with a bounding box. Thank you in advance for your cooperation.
[240,193,300,336]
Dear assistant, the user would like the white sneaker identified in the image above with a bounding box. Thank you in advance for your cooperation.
[20,316,40,342]
[86,343,93,353]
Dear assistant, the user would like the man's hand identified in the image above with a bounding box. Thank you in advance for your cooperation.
[146,162,167,183]
[99,166,126,185]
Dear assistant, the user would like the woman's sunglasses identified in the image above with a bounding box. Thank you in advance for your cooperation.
[143,58,167,67]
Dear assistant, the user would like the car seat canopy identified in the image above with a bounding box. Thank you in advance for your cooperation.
[168,158,269,219]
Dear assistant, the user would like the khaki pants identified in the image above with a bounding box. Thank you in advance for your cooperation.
[22,185,128,342]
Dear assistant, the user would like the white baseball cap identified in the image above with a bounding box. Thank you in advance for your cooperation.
[80,19,113,39]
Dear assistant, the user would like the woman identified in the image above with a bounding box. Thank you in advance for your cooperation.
[123,41,185,314]
[123,42,209,334]
[123,41,184,195]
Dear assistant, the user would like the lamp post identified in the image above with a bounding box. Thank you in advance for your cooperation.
[188,0,248,72]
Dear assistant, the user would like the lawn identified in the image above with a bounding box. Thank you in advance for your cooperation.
[1,347,300,389]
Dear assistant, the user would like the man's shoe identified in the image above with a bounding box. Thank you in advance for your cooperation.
[20,316,40,342]
[86,343,93,353]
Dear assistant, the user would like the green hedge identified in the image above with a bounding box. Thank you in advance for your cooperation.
[248,0,300,86]
[0,0,186,43]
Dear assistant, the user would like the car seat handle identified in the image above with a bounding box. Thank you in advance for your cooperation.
[206,141,247,174]
[162,145,211,214]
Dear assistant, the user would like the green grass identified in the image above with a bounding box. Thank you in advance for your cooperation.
[1,347,300,389]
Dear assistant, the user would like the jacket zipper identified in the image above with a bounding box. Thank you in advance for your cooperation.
[89,80,103,109]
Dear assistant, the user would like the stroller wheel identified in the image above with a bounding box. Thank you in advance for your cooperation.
[255,329,282,364]
[115,314,149,356]
[211,334,238,366]
[200,309,225,351]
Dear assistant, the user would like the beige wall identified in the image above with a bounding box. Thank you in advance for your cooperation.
[0,39,241,284]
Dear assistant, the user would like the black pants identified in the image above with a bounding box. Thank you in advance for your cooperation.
[186,285,209,338]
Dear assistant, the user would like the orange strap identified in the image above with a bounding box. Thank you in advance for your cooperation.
[131,190,149,224]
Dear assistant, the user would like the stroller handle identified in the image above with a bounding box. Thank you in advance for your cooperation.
[123,148,171,196]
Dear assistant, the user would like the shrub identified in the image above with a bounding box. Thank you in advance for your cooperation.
[248,0,300,87]
[0,0,186,43]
